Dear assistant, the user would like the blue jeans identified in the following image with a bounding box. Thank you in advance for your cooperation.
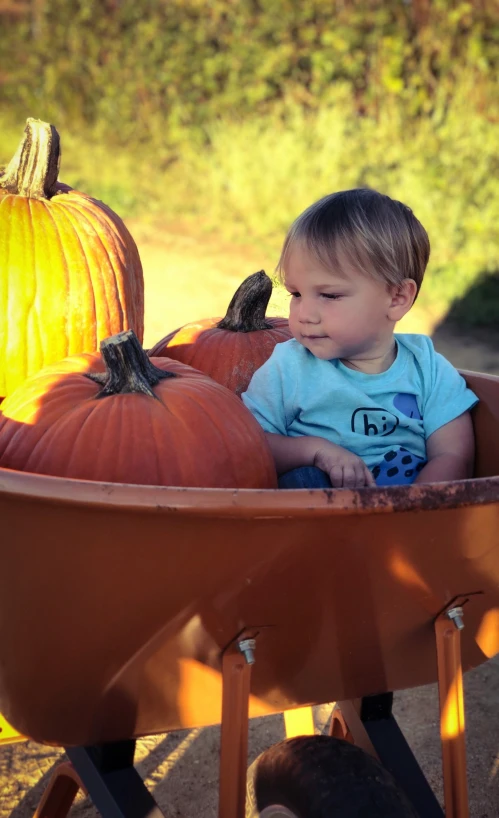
[278,466,332,489]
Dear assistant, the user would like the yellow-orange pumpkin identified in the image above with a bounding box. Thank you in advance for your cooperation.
[0,330,276,489]
[0,118,144,398]
[148,270,291,396]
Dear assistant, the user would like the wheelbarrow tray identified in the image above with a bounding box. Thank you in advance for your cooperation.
[0,370,498,749]
[1,370,499,818]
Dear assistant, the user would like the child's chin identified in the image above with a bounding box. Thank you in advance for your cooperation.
[305,344,337,360]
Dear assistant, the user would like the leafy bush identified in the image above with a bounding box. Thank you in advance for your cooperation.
[2,0,499,324]
[160,84,499,317]
[2,0,499,152]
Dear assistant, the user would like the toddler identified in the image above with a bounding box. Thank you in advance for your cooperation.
[242,188,478,488]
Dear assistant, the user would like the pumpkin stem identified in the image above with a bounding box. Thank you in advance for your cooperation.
[87,330,176,398]
[0,118,61,200]
[217,270,274,332]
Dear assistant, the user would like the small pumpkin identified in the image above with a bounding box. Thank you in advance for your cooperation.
[0,118,144,399]
[148,270,291,396]
[0,330,277,489]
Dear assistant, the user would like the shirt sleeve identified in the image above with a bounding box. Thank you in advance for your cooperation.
[241,347,289,435]
[423,343,479,439]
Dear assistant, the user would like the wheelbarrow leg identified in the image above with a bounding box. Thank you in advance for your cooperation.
[329,702,354,743]
[435,604,469,818]
[66,740,166,818]
[219,631,257,818]
[33,761,86,818]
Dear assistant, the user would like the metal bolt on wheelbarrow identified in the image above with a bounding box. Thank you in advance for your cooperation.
[1,369,499,818]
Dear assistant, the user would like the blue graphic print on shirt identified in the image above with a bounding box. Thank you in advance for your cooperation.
[372,446,426,486]
[393,392,422,420]
[368,393,426,484]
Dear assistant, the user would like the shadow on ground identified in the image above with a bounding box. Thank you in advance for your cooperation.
[432,272,499,376]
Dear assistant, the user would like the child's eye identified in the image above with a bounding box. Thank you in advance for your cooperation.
[321,293,341,300]
[288,291,300,298]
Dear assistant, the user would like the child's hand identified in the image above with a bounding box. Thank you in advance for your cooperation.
[314,442,375,488]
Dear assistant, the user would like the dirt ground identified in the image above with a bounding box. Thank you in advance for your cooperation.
[1,227,499,817]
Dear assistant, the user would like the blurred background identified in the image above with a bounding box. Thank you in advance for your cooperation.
[1,0,499,357]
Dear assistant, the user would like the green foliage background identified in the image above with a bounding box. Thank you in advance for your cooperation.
[2,0,499,323]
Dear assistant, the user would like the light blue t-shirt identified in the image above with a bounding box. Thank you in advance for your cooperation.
[241,334,478,486]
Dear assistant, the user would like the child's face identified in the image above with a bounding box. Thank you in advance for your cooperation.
[283,242,396,362]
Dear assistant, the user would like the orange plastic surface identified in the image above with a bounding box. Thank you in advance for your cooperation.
[0,370,498,747]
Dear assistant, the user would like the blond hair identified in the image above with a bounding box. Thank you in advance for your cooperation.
[277,188,430,297]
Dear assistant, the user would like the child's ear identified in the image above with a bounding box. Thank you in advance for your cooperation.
[388,278,417,320]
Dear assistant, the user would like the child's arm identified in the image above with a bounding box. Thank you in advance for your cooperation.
[265,433,375,487]
[415,412,475,484]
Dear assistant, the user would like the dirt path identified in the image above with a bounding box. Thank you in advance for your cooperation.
[1,226,498,817]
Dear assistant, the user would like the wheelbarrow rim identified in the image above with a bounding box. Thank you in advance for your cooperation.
[0,465,498,517]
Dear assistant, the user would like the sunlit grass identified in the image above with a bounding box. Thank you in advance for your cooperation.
[3,87,499,335]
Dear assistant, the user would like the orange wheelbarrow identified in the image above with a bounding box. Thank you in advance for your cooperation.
[0,369,499,818]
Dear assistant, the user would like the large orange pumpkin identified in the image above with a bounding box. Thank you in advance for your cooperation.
[0,330,276,489]
[148,270,291,396]
[0,118,144,398]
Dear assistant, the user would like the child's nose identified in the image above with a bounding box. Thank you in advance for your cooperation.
[298,298,320,323]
